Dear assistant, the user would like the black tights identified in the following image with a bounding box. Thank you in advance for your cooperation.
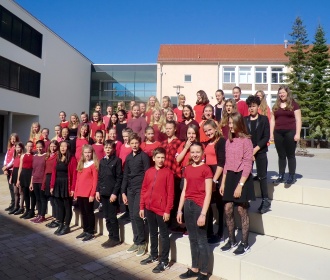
[224,202,249,244]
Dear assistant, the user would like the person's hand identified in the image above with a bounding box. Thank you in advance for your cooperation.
[139,210,144,219]
[110,194,117,203]
[197,214,206,227]
[177,211,183,224]
[89,196,94,202]
[219,185,225,196]
[163,213,170,222]
[294,134,300,142]
[233,185,242,198]
[122,193,128,205]
[2,166,6,172]
[70,191,74,197]
[50,188,54,195]
[252,155,255,161]
[95,192,100,202]
[29,184,33,191]
[184,140,193,150]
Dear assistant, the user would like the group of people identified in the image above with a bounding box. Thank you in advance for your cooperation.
[2,85,301,279]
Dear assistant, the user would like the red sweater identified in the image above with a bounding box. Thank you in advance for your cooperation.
[140,167,174,216]
[4,146,15,170]
[75,162,98,198]
[50,157,77,193]
[237,100,249,117]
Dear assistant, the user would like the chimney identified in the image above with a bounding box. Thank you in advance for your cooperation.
[284,40,288,49]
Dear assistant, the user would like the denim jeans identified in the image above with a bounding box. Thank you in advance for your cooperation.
[145,209,170,262]
[184,199,210,274]
[101,195,120,241]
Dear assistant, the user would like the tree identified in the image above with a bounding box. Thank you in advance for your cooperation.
[307,24,330,139]
[285,17,310,125]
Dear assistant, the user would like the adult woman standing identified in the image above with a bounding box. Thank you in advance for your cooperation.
[193,90,209,124]
[270,85,302,184]
[220,112,255,255]
[214,89,225,122]
[256,90,271,121]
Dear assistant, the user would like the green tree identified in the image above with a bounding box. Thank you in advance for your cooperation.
[285,17,310,125]
[307,24,330,139]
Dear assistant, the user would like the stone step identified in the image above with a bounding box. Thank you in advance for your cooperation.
[254,178,330,208]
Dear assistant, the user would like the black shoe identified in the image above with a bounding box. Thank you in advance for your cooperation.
[258,200,264,211]
[207,234,223,245]
[233,242,250,256]
[76,232,88,239]
[82,233,95,242]
[253,175,259,181]
[19,211,29,219]
[5,204,14,211]
[58,225,70,236]
[198,273,209,280]
[118,212,130,222]
[220,240,238,252]
[152,261,169,273]
[140,255,159,265]
[101,239,121,248]
[8,207,19,215]
[259,199,271,214]
[286,174,296,184]
[14,208,24,215]
[273,173,285,183]
[179,268,199,279]
[47,220,60,228]
[24,211,35,220]
[54,223,64,235]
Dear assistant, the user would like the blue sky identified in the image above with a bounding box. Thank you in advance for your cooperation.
[15,0,330,64]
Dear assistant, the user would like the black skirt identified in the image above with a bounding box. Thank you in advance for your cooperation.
[222,170,255,203]
[19,168,32,188]
[54,177,69,198]
[12,167,19,186]
[44,173,52,196]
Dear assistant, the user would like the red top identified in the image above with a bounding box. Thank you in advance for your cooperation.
[145,110,153,124]
[140,167,174,216]
[60,121,69,128]
[13,156,21,168]
[22,154,33,169]
[183,164,213,207]
[160,138,182,177]
[75,138,89,161]
[32,154,46,183]
[176,142,191,168]
[90,122,105,140]
[140,141,161,158]
[50,157,77,193]
[127,117,148,142]
[42,153,57,190]
[103,115,111,129]
[31,134,44,151]
[115,141,122,157]
[127,111,132,121]
[220,124,230,140]
[274,101,300,130]
[204,142,217,165]
[258,106,271,121]
[119,144,132,167]
[4,146,15,170]
[152,124,167,142]
[224,138,253,177]
[236,100,249,117]
[92,144,105,161]
[174,108,183,123]
[75,162,98,198]
[194,104,207,123]
[199,120,209,142]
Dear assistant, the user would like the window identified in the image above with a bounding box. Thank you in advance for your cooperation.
[223,67,235,83]
[184,75,191,82]
[0,56,40,98]
[0,5,42,58]
[255,67,267,83]
[239,67,252,83]
[271,67,285,84]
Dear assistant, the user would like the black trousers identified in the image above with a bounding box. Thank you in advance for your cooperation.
[6,171,15,205]
[22,187,36,212]
[56,197,73,225]
[77,197,95,234]
[145,209,170,262]
[33,183,47,216]
[207,190,224,238]
[101,195,120,241]
[184,199,210,274]
[127,188,145,245]
[254,152,268,199]
[274,129,297,174]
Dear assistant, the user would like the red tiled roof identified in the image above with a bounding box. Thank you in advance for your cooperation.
[158,44,291,63]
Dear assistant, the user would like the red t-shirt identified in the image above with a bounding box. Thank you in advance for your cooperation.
[204,142,217,165]
[103,115,111,129]
[75,138,89,161]
[60,121,69,129]
[92,144,105,161]
[140,141,161,158]
[152,124,167,142]
[199,120,209,143]
[115,141,122,157]
[119,144,132,167]
[174,107,183,123]
[236,100,249,117]
[176,142,191,168]
[194,104,207,123]
[274,101,300,130]
[90,122,105,140]
[13,156,20,168]
[183,164,213,207]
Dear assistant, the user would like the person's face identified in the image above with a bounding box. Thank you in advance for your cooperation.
[232,89,241,101]
[149,97,156,107]
[117,112,125,122]
[278,89,288,101]
[32,125,39,133]
[117,103,123,110]
[166,111,174,121]
[62,128,69,138]
[108,129,116,140]
[107,106,113,115]
[60,142,68,155]
[81,114,88,123]
[145,129,155,141]
[132,106,140,118]
[197,93,202,102]
[83,148,92,161]
[249,103,259,116]
[216,92,224,103]
[70,116,77,124]
[203,124,216,139]
[165,123,176,137]
[15,145,22,154]
[228,118,234,133]
[130,101,136,109]
[153,111,160,121]
[186,128,197,142]
[179,98,186,106]
[190,145,203,163]
[10,136,16,145]
[153,153,165,169]
[49,143,57,154]
[42,129,49,139]
[55,126,61,136]
[93,113,99,122]
[226,102,233,114]
[203,107,213,120]
[130,139,140,152]
[36,143,44,154]
[59,112,66,121]
[26,142,33,153]
[256,92,263,100]
[95,106,101,112]
[183,107,191,118]
[122,132,129,144]
[104,144,114,156]
[162,98,169,108]
[95,133,103,143]
[111,114,118,124]
[139,103,146,113]
[80,126,88,137]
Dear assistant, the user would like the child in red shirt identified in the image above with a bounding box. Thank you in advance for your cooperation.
[119,128,133,168]
[139,147,174,273]
[90,111,105,141]
[75,144,99,242]
[59,111,69,129]
[92,130,105,161]
[140,126,161,164]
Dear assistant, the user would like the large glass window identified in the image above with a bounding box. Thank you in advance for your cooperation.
[239,67,252,83]
[223,67,235,83]
[255,67,267,84]
[271,67,285,84]
[0,5,43,58]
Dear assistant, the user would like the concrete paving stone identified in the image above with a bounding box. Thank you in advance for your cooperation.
[82,261,104,272]
[53,272,67,279]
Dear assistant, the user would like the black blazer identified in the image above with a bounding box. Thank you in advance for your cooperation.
[244,114,270,154]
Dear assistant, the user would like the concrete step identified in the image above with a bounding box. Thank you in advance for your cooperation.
[254,178,330,208]
[238,199,330,250]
